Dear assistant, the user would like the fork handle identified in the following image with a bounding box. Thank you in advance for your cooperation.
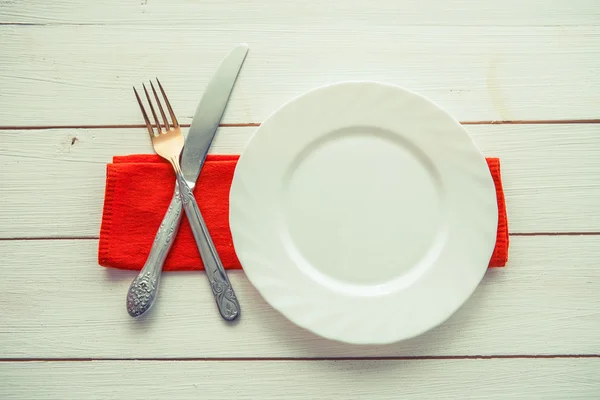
[126,190,184,317]
[176,174,241,321]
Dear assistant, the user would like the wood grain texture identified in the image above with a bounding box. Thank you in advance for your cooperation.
[1,124,599,238]
[0,25,598,125]
[1,359,599,399]
[1,236,599,358]
[1,0,599,26]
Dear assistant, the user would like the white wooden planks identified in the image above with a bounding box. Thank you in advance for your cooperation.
[0,25,599,125]
[1,124,599,238]
[1,236,598,358]
[1,359,599,399]
[1,0,599,26]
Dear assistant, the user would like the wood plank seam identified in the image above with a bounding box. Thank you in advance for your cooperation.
[2,355,600,362]
[2,232,600,241]
[1,119,600,130]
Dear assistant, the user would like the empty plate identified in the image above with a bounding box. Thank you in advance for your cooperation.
[229,81,498,344]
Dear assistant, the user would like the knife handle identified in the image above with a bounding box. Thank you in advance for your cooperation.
[176,174,241,321]
[126,191,184,317]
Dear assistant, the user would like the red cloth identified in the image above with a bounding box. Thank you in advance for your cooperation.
[99,155,509,270]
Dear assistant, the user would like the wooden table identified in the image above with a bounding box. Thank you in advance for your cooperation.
[1,1,599,398]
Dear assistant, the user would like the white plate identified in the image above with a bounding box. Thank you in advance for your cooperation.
[229,81,498,345]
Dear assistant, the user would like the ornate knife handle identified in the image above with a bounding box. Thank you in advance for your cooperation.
[126,190,184,317]
[176,174,241,321]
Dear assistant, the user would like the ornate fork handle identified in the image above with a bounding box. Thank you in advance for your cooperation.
[176,174,240,321]
[126,188,183,317]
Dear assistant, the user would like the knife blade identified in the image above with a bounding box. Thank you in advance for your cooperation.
[126,44,249,318]
[182,43,248,181]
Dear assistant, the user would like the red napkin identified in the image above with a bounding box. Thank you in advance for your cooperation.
[99,155,509,270]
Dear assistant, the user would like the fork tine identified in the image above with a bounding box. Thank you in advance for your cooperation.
[150,81,170,131]
[143,83,163,134]
[156,78,179,128]
[133,87,155,137]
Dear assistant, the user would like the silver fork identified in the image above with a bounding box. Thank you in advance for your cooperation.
[127,79,240,321]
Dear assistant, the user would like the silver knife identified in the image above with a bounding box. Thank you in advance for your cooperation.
[127,44,249,319]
